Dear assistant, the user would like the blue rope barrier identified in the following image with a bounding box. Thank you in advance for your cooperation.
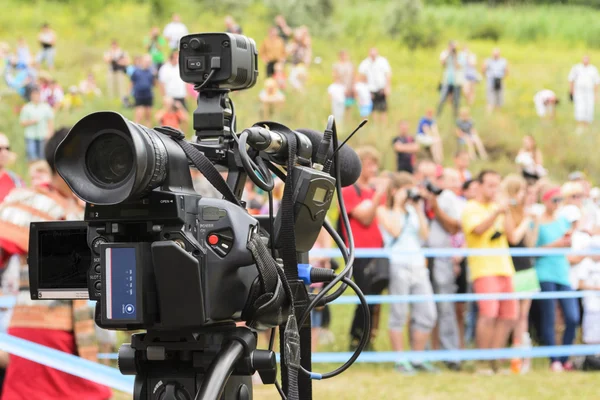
[332,290,597,304]
[310,247,600,258]
[307,345,600,363]
[98,344,600,363]
[0,333,134,393]
[0,290,594,308]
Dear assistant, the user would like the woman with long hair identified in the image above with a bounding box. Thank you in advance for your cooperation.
[501,174,540,373]
[376,172,437,374]
[516,135,546,179]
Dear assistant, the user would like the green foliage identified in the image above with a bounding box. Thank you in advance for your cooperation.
[383,0,439,51]
[384,0,424,37]
[262,0,334,33]
[514,20,548,43]
[424,0,461,4]
[402,17,441,51]
[469,21,504,41]
[3,0,600,182]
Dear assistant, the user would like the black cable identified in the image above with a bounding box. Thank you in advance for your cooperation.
[298,125,356,318]
[264,133,366,380]
[268,191,275,256]
[265,154,354,305]
[238,131,274,191]
[275,380,287,400]
[194,69,217,91]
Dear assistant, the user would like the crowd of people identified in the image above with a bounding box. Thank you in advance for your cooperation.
[338,144,600,374]
[0,11,599,399]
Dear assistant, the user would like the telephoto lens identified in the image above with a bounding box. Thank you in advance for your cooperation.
[55,111,169,205]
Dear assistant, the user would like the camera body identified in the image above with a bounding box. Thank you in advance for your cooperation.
[424,179,443,196]
[29,185,261,331]
[407,188,422,202]
[179,33,258,91]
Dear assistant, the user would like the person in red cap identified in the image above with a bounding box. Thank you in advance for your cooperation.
[534,184,579,372]
[461,169,516,373]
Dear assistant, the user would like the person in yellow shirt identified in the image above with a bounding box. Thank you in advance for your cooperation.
[462,170,517,372]
[259,27,286,77]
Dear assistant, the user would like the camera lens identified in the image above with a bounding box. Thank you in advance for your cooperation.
[86,132,134,186]
[55,112,176,205]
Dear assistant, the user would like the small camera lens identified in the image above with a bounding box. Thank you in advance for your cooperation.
[86,132,134,186]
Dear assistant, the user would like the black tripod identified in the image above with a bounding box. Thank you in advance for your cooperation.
[118,326,277,400]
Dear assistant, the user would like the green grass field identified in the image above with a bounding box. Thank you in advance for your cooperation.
[4,1,600,398]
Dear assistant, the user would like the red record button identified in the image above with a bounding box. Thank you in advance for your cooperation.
[208,234,219,245]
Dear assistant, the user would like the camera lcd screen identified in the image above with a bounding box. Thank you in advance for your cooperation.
[313,187,327,203]
[105,247,137,320]
[38,229,90,289]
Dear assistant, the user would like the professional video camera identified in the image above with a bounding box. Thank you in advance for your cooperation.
[27,33,369,400]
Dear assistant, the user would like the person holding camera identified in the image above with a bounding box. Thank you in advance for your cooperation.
[103,39,129,101]
[376,172,436,374]
[461,170,517,373]
[534,185,580,372]
[340,146,387,351]
[0,128,111,400]
[437,40,462,118]
[425,168,465,369]
[483,48,509,113]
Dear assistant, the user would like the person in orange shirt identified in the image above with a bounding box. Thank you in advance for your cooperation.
[259,27,286,77]
[155,96,188,131]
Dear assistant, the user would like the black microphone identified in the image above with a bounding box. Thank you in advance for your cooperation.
[244,125,362,187]
[296,128,362,187]
[244,124,312,165]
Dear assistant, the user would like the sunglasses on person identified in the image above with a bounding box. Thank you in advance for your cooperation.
[551,197,563,204]
[0,146,10,152]
[569,194,584,200]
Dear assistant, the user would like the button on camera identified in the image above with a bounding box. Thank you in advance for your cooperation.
[125,304,135,315]
[187,58,203,70]
[92,237,108,255]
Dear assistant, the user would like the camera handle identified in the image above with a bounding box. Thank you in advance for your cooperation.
[191,88,248,201]
[120,327,277,400]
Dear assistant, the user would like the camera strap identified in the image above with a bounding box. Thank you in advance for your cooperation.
[244,232,293,329]
[156,126,242,207]
[271,128,308,400]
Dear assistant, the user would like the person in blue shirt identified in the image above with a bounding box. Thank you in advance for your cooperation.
[130,55,155,126]
[415,108,443,164]
[534,185,579,372]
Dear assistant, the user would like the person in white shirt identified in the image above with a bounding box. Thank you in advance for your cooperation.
[576,247,600,344]
[569,55,600,130]
[328,74,346,124]
[158,51,188,109]
[163,13,189,50]
[533,89,559,118]
[358,48,391,124]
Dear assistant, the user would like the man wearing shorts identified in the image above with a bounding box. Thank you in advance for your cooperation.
[358,48,391,124]
[462,170,517,372]
[131,54,155,126]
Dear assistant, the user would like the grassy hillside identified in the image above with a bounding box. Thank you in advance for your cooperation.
[1,0,600,182]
